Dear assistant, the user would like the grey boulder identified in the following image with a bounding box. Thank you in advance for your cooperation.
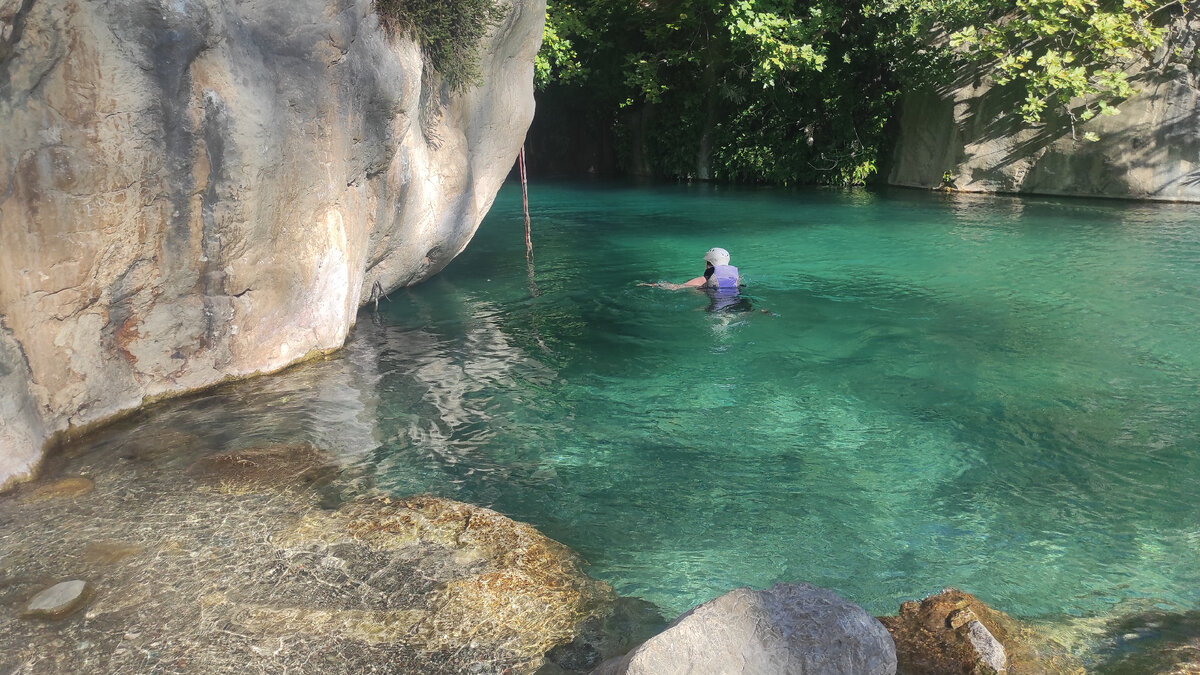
[966,620,1007,673]
[24,580,90,620]
[592,582,896,675]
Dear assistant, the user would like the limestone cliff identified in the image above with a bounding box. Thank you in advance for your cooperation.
[888,16,1200,202]
[0,0,545,487]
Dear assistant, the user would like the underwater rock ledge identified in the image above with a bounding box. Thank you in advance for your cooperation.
[0,441,611,674]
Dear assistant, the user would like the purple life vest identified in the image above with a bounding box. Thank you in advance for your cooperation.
[705,264,739,290]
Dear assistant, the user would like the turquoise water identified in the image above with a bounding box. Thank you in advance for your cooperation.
[354,181,1200,620]
[39,180,1194,631]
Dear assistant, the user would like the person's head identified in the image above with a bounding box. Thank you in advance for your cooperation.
[704,247,730,268]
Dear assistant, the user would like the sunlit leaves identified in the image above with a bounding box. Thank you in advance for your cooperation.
[949,0,1174,124]
[728,0,827,85]
[535,8,586,88]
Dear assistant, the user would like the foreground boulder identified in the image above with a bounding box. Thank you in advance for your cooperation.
[592,582,896,675]
[1,473,611,673]
[879,588,1080,674]
[269,495,615,668]
[0,0,547,488]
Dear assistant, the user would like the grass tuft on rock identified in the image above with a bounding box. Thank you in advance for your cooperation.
[375,0,506,90]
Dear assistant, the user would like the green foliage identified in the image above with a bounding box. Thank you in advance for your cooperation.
[534,0,1184,186]
[536,7,586,88]
[535,0,896,185]
[376,0,505,89]
[949,0,1176,126]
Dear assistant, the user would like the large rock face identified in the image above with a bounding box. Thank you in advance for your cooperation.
[888,16,1200,201]
[0,0,545,487]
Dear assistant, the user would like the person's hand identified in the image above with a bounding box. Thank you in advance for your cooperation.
[637,282,657,287]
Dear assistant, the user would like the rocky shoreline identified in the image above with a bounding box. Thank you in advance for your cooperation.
[1,441,607,674]
[2,436,1196,674]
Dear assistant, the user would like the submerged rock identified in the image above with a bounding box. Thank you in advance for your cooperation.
[591,582,897,675]
[879,588,1079,674]
[24,580,90,620]
[189,443,337,491]
[21,476,94,503]
[1090,607,1200,674]
[82,541,145,566]
[106,429,203,464]
[267,495,615,670]
[1,441,606,675]
[543,596,669,673]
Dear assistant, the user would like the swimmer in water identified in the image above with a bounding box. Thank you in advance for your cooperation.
[642,247,768,314]
[641,247,740,291]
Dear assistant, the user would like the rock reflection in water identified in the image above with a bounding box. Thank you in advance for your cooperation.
[36,291,539,484]
[358,294,560,494]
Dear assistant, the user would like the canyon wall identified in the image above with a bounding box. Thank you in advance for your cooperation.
[0,0,545,486]
[888,16,1200,201]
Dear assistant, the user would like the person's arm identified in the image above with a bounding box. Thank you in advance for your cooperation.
[642,276,706,290]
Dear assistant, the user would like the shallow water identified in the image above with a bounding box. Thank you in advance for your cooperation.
[6,181,1200,666]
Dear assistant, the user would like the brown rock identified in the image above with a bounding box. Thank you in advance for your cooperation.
[949,607,979,630]
[22,476,94,502]
[879,588,1081,674]
[351,495,615,657]
[188,443,336,491]
[273,495,614,667]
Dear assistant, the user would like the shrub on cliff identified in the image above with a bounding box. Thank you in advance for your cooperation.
[375,0,505,89]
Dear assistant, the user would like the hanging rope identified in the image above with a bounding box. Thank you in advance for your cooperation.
[519,146,532,260]
[518,146,540,298]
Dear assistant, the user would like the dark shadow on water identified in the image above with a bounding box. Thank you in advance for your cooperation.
[1093,608,1200,674]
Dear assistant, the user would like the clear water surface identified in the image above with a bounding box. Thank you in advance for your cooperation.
[49,181,1200,626]
[358,181,1200,620]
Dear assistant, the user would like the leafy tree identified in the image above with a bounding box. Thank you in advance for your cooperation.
[534,0,1186,185]
[535,0,917,184]
[949,0,1177,135]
